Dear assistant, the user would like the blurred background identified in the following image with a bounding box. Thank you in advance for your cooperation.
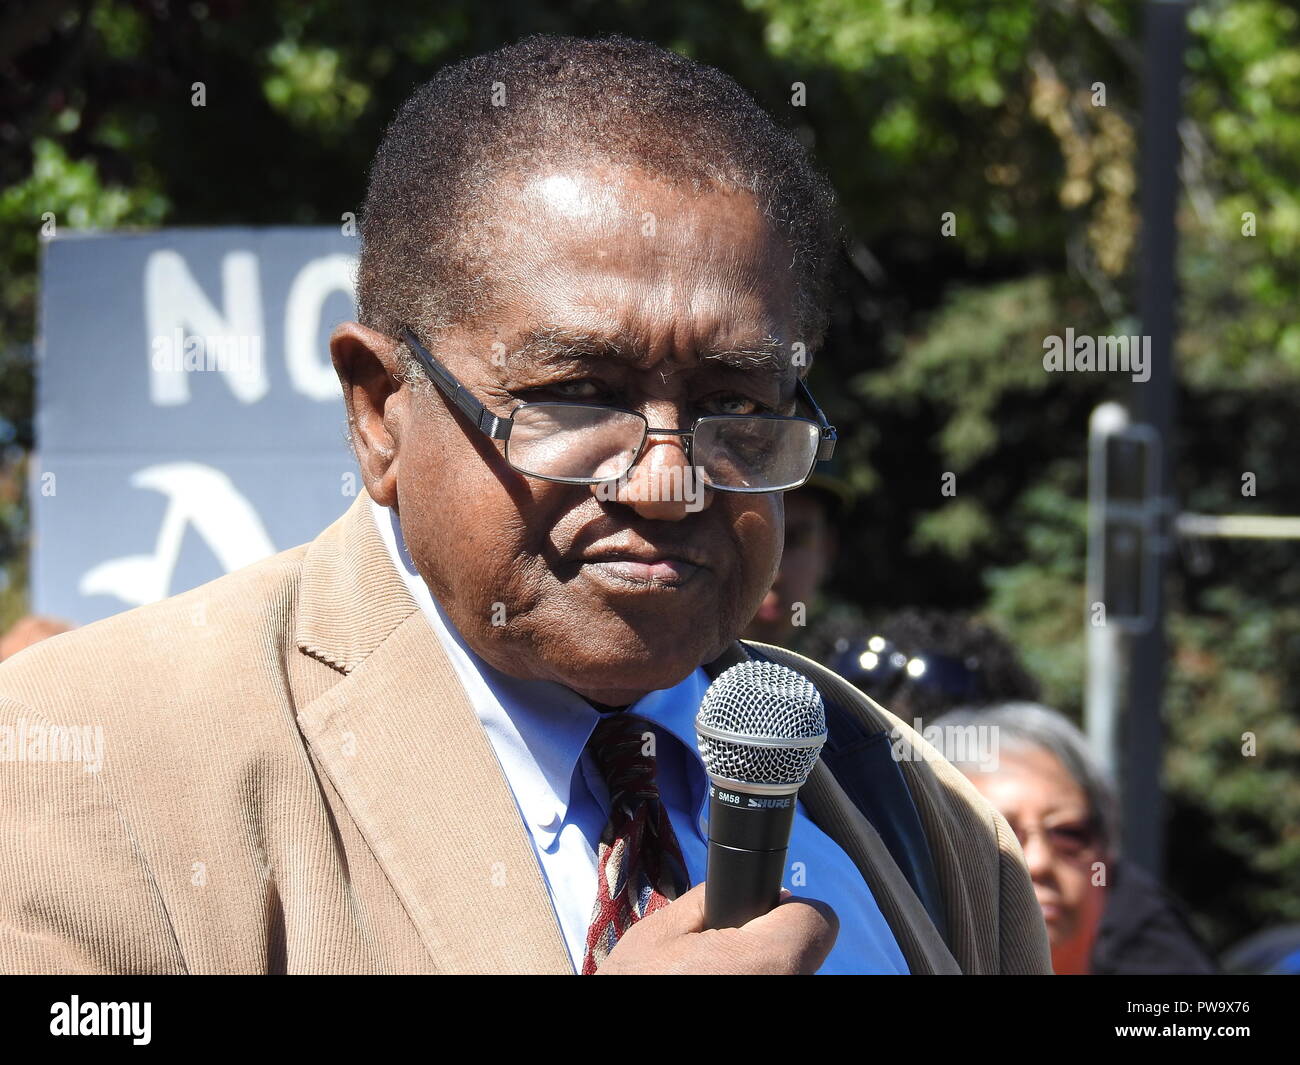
[1,0,1297,966]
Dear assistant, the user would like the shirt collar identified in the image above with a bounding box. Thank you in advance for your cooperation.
[631,671,710,760]
[369,498,709,846]
[629,668,713,837]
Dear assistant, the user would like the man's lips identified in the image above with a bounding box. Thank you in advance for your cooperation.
[573,543,712,587]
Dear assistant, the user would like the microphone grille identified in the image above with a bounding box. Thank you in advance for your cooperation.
[695,659,828,789]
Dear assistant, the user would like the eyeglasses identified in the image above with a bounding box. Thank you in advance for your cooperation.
[399,326,836,493]
[1007,817,1102,860]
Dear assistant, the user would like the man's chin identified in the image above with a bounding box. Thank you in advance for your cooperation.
[464,572,749,703]
[552,644,710,707]
[540,615,734,707]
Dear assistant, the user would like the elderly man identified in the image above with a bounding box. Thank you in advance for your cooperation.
[0,35,1049,974]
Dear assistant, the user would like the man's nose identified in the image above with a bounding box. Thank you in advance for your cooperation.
[595,429,710,521]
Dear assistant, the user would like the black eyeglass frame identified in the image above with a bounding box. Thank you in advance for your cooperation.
[399,325,837,492]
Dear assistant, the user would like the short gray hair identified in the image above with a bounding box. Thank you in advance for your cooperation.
[932,702,1121,857]
[359,34,841,377]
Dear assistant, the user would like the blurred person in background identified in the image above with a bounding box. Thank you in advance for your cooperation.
[742,470,854,653]
[0,615,75,661]
[934,702,1218,975]
[820,608,1041,719]
[1221,925,1300,975]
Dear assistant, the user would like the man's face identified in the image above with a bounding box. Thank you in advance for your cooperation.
[334,164,802,705]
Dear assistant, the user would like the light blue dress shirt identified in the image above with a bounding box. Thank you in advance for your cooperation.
[371,499,909,975]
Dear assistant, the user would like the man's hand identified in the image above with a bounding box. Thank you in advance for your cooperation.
[594,884,838,974]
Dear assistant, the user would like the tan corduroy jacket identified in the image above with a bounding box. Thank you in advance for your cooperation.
[0,491,1051,974]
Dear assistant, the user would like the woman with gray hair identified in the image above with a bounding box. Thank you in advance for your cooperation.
[933,702,1216,975]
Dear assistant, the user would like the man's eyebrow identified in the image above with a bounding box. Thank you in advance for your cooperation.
[704,338,789,373]
[508,327,633,367]
[506,325,791,373]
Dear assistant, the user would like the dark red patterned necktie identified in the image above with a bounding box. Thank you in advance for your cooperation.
[581,711,690,974]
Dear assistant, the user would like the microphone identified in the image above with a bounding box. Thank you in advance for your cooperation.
[695,659,828,929]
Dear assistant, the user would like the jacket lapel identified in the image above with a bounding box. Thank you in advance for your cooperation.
[799,762,961,974]
[293,492,572,974]
[704,642,960,975]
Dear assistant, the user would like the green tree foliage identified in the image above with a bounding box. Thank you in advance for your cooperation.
[1,0,1295,949]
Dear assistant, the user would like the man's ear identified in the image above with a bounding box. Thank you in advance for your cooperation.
[331,322,406,508]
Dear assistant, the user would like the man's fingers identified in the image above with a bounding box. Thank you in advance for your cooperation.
[742,895,840,974]
[633,881,709,942]
[601,886,839,974]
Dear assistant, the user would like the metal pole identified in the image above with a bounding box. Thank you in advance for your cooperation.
[1086,403,1128,783]
[1124,0,1188,879]
[1176,514,1300,539]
